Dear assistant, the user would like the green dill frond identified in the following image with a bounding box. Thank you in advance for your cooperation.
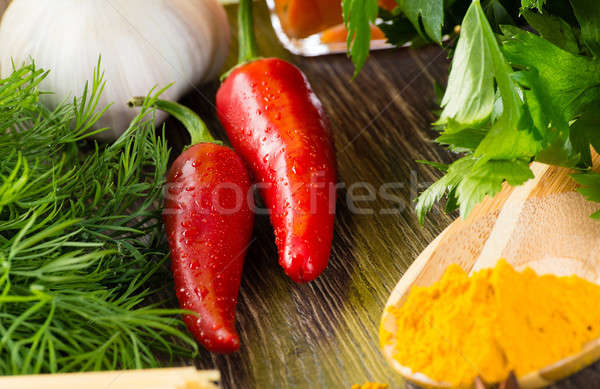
[0,62,196,374]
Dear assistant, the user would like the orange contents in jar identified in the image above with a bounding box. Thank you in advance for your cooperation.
[275,0,396,39]
[320,24,386,44]
[378,0,397,10]
[275,0,342,39]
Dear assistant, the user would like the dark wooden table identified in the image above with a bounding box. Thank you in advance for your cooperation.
[166,3,600,389]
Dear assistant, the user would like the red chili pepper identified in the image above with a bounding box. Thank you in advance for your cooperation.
[131,98,253,353]
[216,0,336,283]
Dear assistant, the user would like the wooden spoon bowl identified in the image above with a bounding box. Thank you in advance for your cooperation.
[381,159,600,388]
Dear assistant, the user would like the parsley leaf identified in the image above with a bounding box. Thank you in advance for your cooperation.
[570,110,600,168]
[483,0,514,32]
[346,0,600,221]
[343,0,378,78]
[416,157,474,224]
[436,1,496,128]
[436,128,487,152]
[416,155,534,222]
[473,117,539,160]
[502,26,600,121]
[455,158,534,216]
[521,0,546,11]
[569,0,600,57]
[502,25,600,167]
[438,0,530,162]
[417,1,538,221]
[521,10,580,55]
[572,173,600,218]
[396,0,443,43]
[377,14,419,48]
[343,0,446,76]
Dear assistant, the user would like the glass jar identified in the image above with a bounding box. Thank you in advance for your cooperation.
[266,0,397,56]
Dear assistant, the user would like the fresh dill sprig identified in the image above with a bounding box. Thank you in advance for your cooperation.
[0,61,197,374]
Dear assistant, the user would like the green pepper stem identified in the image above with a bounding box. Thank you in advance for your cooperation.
[237,0,259,65]
[128,97,215,145]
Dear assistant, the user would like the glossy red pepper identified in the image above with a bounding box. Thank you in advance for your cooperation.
[132,99,253,353]
[165,143,253,353]
[216,0,336,283]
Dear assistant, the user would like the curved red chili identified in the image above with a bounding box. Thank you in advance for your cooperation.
[165,142,253,353]
[216,0,336,283]
[132,98,253,353]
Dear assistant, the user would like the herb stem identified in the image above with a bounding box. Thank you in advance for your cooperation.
[128,97,215,145]
[237,0,259,65]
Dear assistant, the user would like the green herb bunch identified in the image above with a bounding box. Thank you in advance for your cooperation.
[343,0,600,221]
[0,62,196,374]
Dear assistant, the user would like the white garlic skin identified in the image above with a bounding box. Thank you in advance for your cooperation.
[0,0,230,141]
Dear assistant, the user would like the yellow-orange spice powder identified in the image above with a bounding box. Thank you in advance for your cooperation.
[380,260,600,386]
[351,382,388,389]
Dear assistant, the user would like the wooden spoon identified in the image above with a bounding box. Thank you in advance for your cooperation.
[381,157,600,388]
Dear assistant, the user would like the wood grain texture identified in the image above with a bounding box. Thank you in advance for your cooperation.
[163,3,600,388]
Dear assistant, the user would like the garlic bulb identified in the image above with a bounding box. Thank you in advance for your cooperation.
[0,0,229,141]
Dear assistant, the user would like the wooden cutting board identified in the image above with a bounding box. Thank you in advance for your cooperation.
[169,3,600,388]
[381,156,600,388]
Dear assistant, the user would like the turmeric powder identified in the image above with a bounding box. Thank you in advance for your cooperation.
[380,260,600,386]
[351,382,388,389]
